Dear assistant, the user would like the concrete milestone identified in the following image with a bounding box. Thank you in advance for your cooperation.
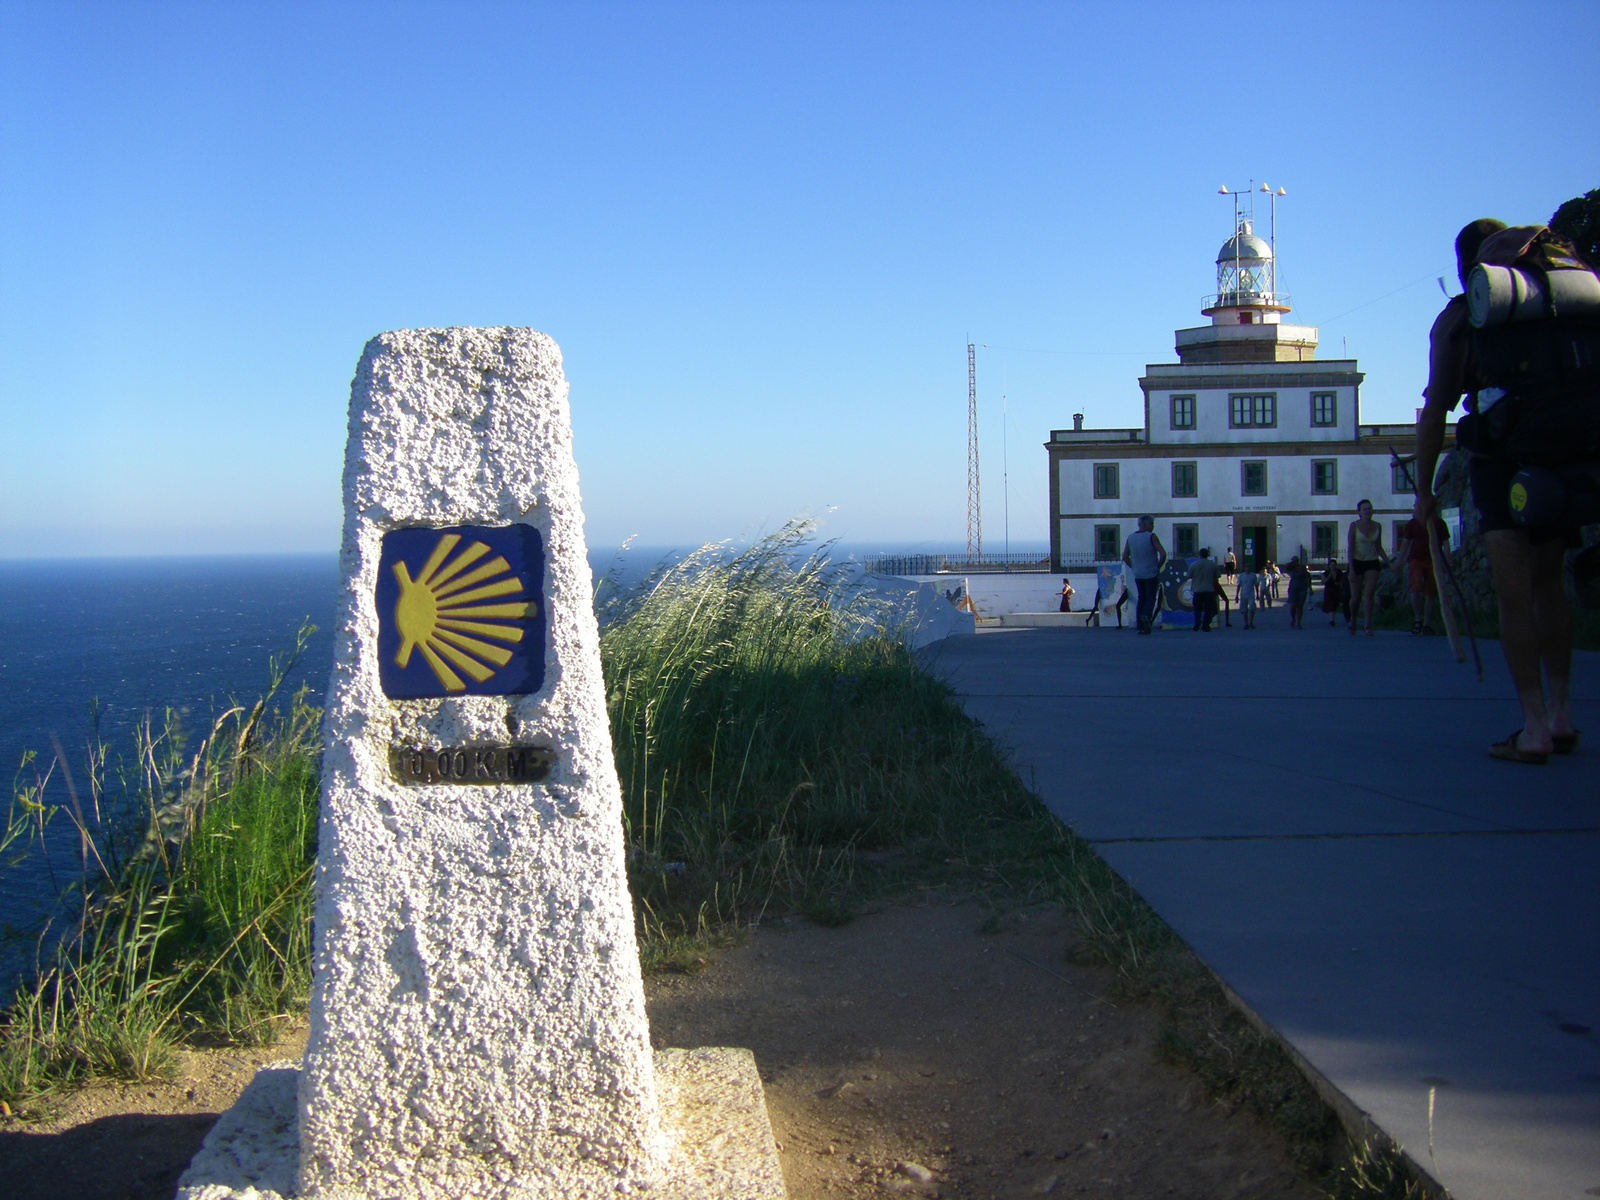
[177,328,784,1200]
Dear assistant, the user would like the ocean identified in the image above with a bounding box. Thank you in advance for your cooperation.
[0,539,1041,988]
[0,555,341,985]
[0,543,700,984]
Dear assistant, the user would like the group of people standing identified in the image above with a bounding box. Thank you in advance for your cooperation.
[1118,504,1424,635]
[1217,551,1314,629]
[1310,499,1452,637]
[1119,516,1317,633]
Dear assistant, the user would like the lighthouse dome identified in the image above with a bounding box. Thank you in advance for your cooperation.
[1217,222,1272,265]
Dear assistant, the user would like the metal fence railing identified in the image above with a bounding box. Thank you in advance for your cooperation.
[863,552,1063,576]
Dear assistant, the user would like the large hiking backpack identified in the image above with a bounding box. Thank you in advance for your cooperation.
[1466,226,1600,467]
[1463,226,1600,530]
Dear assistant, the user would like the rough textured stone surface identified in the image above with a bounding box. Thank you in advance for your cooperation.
[174,1051,785,1200]
[653,1048,787,1200]
[176,1061,299,1200]
[300,328,663,1199]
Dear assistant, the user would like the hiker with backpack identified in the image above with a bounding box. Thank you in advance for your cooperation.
[1412,218,1597,763]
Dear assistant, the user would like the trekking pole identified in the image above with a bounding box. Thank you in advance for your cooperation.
[1429,524,1483,681]
[1426,525,1465,664]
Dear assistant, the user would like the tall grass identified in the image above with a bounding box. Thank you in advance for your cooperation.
[0,530,1426,1195]
[0,628,320,1103]
[598,521,1061,950]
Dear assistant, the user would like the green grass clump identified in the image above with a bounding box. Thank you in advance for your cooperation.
[0,630,320,1104]
[598,520,1054,952]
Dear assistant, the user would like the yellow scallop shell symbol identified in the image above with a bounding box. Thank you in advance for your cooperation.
[1509,481,1528,513]
[392,533,538,692]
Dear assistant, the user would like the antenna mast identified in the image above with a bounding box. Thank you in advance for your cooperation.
[966,341,982,562]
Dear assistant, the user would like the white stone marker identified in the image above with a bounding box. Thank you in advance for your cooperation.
[300,325,667,1199]
[176,328,784,1200]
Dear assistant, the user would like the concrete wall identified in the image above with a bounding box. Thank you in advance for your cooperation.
[905,572,1097,617]
[1145,381,1356,445]
[1057,448,1410,561]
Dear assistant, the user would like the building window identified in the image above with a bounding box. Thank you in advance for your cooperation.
[1095,525,1121,562]
[1171,461,1198,497]
[1241,460,1268,496]
[1312,459,1339,495]
[1174,524,1199,557]
[1392,459,1417,493]
[1311,392,1337,426]
[1312,522,1337,559]
[1229,393,1277,428]
[1093,462,1119,499]
[1170,395,1196,430]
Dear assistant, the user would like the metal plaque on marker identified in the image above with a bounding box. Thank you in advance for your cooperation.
[389,745,554,786]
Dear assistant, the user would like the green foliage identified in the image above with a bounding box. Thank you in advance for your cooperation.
[0,628,321,1104]
[1550,187,1600,264]
[599,520,1054,937]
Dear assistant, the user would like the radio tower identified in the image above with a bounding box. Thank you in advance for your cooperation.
[966,341,982,562]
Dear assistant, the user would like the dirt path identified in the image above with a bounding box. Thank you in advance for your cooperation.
[652,903,1319,1199]
[0,903,1321,1199]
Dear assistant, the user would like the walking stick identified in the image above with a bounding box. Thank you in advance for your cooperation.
[1429,523,1483,681]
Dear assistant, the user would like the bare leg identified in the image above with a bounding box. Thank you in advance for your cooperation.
[1411,590,1426,627]
[1485,530,1555,753]
[1532,537,1575,738]
[1360,571,1379,632]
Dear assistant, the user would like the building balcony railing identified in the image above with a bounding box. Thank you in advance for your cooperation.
[1201,291,1291,310]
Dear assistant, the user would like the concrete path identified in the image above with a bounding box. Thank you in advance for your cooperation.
[927,600,1600,1200]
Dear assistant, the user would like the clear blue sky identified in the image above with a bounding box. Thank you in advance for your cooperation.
[3,1,1596,558]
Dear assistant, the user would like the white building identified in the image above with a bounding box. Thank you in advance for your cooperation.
[1047,207,1440,572]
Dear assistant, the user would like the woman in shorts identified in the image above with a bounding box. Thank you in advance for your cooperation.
[1346,499,1391,636]
[1286,556,1312,629]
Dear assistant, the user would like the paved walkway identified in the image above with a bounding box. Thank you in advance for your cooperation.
[928,601,1600,1200]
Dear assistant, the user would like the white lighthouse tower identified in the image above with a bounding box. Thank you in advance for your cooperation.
[1176,184,1319,363]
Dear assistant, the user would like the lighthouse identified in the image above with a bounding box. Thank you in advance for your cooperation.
[1045,188,1431,579]
[1176,191,1319,363]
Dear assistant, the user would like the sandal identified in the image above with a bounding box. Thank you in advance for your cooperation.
[1410,621,1423,635]
[1489,731,1549,765]
[1552,730,1581,755]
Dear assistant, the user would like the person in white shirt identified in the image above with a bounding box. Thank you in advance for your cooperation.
[1236,567,1259,629]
